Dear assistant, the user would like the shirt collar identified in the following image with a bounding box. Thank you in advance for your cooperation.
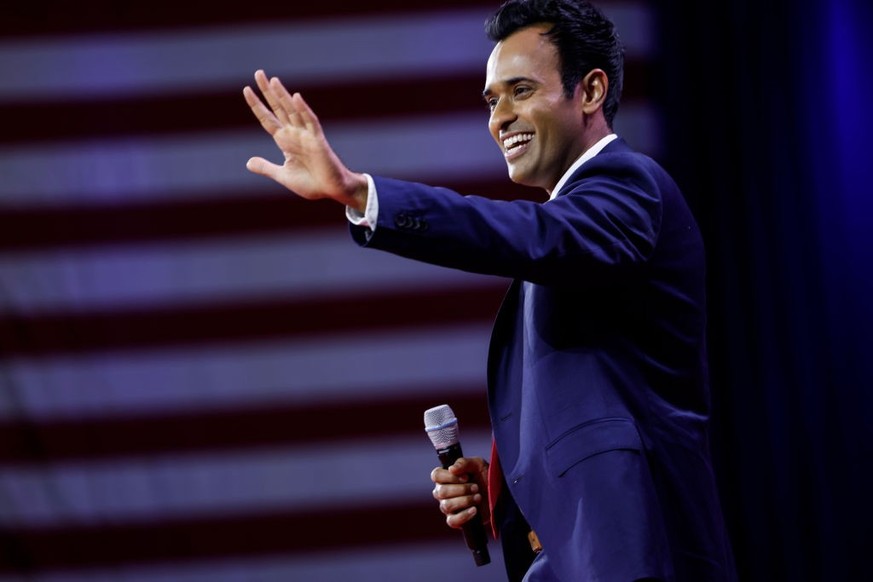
[548,133,618,200]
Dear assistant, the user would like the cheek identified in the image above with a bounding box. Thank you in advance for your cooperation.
[487,114,501,138]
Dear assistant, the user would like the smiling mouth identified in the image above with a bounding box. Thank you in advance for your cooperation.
[502,133,534,159]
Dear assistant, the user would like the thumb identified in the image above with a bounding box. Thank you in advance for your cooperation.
[246,156,281,180]
[450,457,482,476]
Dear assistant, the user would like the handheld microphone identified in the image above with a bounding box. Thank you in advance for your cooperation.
[424,404,491,567]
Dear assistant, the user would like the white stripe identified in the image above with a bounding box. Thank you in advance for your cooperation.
[0,431,493,527]
[0,231,505,312]
[25,542,507,582]
[0,104,659,204]
[0,324,492,421]
[0,4,653,103]
[0,113,503,203]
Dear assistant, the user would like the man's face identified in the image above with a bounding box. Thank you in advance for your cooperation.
[484,24,588,192]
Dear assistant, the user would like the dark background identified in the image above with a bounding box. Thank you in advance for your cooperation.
[657,0,873,579]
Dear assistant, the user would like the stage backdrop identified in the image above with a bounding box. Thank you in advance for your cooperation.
[0,2,662,580]
[658,0,873,579]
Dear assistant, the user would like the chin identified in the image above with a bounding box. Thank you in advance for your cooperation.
[506,166,529,186]
[506,168,541,189]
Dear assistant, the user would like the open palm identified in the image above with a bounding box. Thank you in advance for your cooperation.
[243,70,366,210]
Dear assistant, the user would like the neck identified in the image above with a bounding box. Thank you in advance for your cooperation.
[580,115,611,153]
[545,120,612,196]
[545,130,617,198]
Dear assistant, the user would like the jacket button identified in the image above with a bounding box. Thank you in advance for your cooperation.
[394,214,409,228]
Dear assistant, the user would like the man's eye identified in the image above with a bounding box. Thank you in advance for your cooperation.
[514,86,532,97]
[486,98,499,110]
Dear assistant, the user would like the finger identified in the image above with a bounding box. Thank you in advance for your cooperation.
[243,86,282,135]
[270,83,323,136]
[273,80,320,138]
[254,70,289,125]
[291,92,323,135]
[431,467,469,485]
[254,69,268,88]
[254,70,274,107]
[269,76,301,127]
[439,494,478,516]
[432,481,479,501]
[254,70,272,102]
[446,506,478,529]
[271,77,305,130]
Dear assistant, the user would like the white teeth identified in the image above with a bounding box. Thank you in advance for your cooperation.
[503,133,533,150]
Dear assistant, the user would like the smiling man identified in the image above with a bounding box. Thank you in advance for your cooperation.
[483,22,610,193]
[243,1,737,580]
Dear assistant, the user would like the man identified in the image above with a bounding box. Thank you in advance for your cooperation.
[243,1,737,580]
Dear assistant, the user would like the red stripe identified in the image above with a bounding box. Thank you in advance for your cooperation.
[0,178,537,252]
[0,284,506,358]
[0,501,458,573]
[0,389,491,463]
[2,1,497,38]
[0,63,651,146]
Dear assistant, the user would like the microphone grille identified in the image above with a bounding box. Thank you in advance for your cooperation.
[423,404,460,449]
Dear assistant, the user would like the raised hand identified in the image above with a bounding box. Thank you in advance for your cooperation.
[243,70,368,211]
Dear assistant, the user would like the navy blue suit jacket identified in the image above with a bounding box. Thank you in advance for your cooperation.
[351,139,736,581]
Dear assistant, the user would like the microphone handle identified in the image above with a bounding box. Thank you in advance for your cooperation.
[437,443,491,566]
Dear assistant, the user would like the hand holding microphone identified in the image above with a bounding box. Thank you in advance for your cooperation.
[424,404,491,566]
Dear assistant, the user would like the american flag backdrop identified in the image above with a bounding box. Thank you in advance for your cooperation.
[0,1,658,580]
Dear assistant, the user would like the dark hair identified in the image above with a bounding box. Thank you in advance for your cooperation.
[485,0,624,128]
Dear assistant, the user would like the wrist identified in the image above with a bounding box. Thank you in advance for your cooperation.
[343,171,369,213]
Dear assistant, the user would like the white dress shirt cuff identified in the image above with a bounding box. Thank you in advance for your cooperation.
[345,173,379,230]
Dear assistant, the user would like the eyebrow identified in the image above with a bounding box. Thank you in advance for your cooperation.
[482,76,538,98]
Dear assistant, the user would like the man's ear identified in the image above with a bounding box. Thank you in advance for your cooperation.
[579,68,608,115]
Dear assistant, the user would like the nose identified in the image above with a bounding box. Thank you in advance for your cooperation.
[488,97,516,137]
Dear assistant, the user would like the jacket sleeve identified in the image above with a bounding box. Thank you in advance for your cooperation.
[350,152,663,286]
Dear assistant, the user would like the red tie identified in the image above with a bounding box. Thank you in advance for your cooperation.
[487,437,503,539]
